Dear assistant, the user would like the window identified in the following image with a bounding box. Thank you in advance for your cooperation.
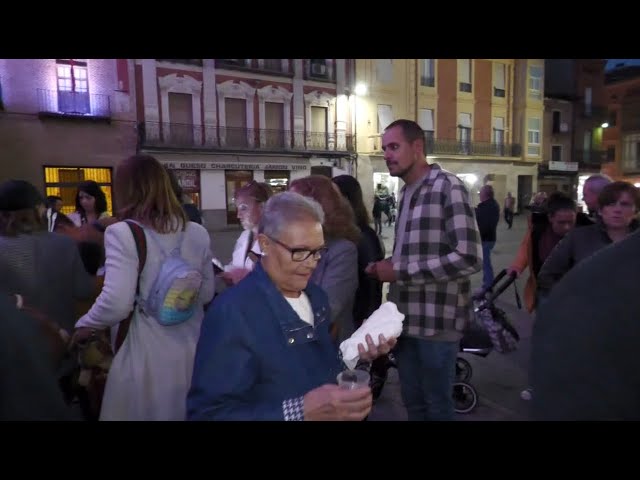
[552,111,561,134]
[622,134,640,171]
[172,169,201,207]
[552,145,562,163]
[583,130,592,163]
[377,104,394,134]
[493,63,505,97]
[264,170,290,194]
[418,108,434,153]
[263,59,283,72]
[527,117,541,156]
[44,166,112,215]
[421,59,435,87]
[376,59,393,84]
[493,117,504,155]
[529,65,542,100]
[309,59,328,78]
[56,59,90,114]
[607,146,616,163]
[459,113,471,153]
[585,87,592,116]
[459,59,472,92]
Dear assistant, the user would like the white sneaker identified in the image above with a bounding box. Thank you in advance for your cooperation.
[520,388,533,401]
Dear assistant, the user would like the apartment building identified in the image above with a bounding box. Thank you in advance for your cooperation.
[544,59,609,208]
[352,59,541,211]
[539,97,574,195]
[0,59,138,214]
[601,65,640,186]
[136,59,355,228]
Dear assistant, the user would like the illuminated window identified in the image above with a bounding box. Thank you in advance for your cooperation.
[44,166,112,215]
[56,59,90,114]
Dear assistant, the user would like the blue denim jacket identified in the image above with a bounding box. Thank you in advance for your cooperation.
[187,263,343,420]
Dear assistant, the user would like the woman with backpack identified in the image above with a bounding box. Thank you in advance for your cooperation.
[72,154,215,421]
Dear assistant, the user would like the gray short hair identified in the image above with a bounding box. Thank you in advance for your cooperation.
[258,191,325,238]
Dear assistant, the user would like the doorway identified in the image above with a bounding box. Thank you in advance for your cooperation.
[225,170,253,225]
[517,175,533,213]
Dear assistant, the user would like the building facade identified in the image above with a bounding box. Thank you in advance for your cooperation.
[539,96,575,195]
[351,59,542,213]
[0,59,138,215]
[601,65,640,186]
[544,59,608,209]
[135,59,355,228]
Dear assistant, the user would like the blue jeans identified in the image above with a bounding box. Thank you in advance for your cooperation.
[482,241,496,290]
[395,336,459,421]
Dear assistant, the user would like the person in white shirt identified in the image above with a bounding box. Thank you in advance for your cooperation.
[221,181,273,286]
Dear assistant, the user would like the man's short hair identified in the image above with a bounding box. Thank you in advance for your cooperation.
[385,119,427,154]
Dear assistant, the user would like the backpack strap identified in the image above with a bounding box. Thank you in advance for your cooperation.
[114,220,147,353]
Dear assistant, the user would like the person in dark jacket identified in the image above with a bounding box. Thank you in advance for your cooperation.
[475,185,500,290]
[0,294,74,420]
[333,175,389,400]
[531,228,640,420]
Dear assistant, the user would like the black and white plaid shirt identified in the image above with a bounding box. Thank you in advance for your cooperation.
[388,163,482,338]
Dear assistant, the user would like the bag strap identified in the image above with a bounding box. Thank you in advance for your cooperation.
[114,220,147,353]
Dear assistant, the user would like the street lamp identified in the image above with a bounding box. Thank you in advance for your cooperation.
[601,122,609,128]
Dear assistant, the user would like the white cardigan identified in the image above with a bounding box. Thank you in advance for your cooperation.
[76,220,215,421]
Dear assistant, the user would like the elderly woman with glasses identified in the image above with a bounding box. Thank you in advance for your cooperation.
[187,192,396,421]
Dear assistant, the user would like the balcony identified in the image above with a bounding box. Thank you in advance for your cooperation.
[138,122,354,154]
[576,103,607,119]
[214,59,293,77]
[426,139,521,157]
[156,59,203,67]
[304,60,335,83]
[37,89,111,121]
[573,148,606,168]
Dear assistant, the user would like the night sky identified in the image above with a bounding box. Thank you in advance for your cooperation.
[606,59,640,70]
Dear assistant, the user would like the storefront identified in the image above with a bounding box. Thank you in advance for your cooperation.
[160,155,312,229]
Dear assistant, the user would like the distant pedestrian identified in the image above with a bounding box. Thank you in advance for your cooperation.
[504,192,515,229]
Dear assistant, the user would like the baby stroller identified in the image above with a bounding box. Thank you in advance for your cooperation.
[453,269,521,414]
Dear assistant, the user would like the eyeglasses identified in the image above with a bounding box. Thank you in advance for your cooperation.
[266,235,327,262]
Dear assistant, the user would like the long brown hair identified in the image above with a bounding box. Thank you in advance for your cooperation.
[114,154,188,233]
[289,175,360,244]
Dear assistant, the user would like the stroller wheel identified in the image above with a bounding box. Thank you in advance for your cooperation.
[455,357,472,382]
[453,382,478,414]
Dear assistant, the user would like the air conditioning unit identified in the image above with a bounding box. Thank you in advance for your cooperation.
[311,63,327,75]
[560,122,569,132]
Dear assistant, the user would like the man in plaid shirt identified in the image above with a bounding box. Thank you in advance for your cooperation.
[366,119,482,420]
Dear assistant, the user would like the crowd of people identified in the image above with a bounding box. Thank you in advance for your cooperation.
[3,118,639,421]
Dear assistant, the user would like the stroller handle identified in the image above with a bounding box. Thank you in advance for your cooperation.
[476,269,518,305]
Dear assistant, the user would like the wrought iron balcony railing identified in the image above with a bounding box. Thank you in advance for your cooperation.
[138,122,354,153]
[37,89,111,118]
[214,59,293,76]
[425,139,522,157]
